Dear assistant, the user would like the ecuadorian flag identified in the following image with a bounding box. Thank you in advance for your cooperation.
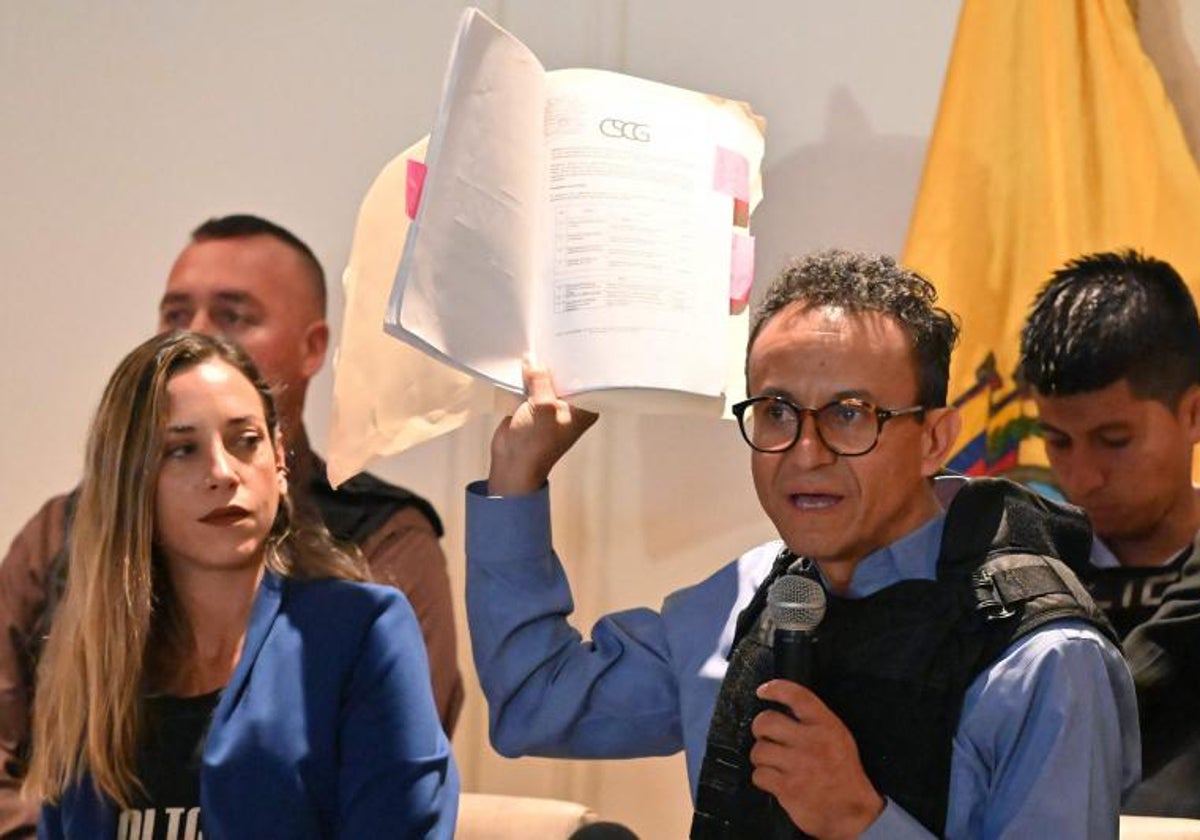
[903,0,1200,479]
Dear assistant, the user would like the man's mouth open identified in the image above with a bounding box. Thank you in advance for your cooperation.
[789,493,841,511]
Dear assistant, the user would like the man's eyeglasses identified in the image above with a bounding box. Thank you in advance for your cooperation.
[731,396,926,456]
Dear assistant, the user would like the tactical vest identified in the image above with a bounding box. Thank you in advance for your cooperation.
[691,478,1117,839]
[303,455,444,543]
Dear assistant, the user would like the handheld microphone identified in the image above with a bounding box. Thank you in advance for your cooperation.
[766,574,827,839]
[767,573,826,688]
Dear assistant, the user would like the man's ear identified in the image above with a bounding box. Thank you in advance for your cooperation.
[1179,384,1200,445]
[299,319,329,380]
[921,406,962,477]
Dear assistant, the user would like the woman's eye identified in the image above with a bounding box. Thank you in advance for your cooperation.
[236,432,263,450]
[164,443,194,459]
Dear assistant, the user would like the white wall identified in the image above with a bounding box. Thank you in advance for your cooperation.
[3,2,1199,836]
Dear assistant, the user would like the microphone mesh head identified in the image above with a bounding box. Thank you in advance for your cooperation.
[767,574,826,632]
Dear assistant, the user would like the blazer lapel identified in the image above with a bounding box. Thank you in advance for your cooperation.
[213,571,284,721]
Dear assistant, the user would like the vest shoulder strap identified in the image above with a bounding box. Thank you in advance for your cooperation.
[971,551,1120,650]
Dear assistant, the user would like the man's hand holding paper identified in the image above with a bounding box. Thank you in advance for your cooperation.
[488,362,598,496]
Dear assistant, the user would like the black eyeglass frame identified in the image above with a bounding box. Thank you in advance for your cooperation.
[730,395,927,456]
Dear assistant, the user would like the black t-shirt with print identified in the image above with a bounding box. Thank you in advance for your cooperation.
[1083,547,1192,640]
[116,689,221,840]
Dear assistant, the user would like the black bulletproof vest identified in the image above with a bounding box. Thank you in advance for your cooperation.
[691,477,1116,839]
[302,456,444,543]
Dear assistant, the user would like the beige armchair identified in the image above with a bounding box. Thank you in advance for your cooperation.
[457,792,599,839]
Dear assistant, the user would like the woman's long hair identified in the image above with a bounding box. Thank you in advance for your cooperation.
[24,331,365,807]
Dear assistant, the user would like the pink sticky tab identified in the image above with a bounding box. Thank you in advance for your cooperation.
[405,159,428,220]
[713,147,750,202]
[730,233,755,304]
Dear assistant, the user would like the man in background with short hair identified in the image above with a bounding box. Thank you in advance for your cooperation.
[0,214,462,836]
[1020,249,1200,815]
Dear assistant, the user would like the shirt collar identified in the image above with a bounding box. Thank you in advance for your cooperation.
[1089,538,1123,570]
[816,511,946,598]
[1089,535,1192,569]
[813,474,966,599]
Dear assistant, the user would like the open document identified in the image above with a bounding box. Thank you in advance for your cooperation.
[385,7,765,412]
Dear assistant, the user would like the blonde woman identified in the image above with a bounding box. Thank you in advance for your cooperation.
[24,331,457,838]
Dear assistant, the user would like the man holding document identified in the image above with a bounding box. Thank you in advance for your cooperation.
[465,249,1139,837]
